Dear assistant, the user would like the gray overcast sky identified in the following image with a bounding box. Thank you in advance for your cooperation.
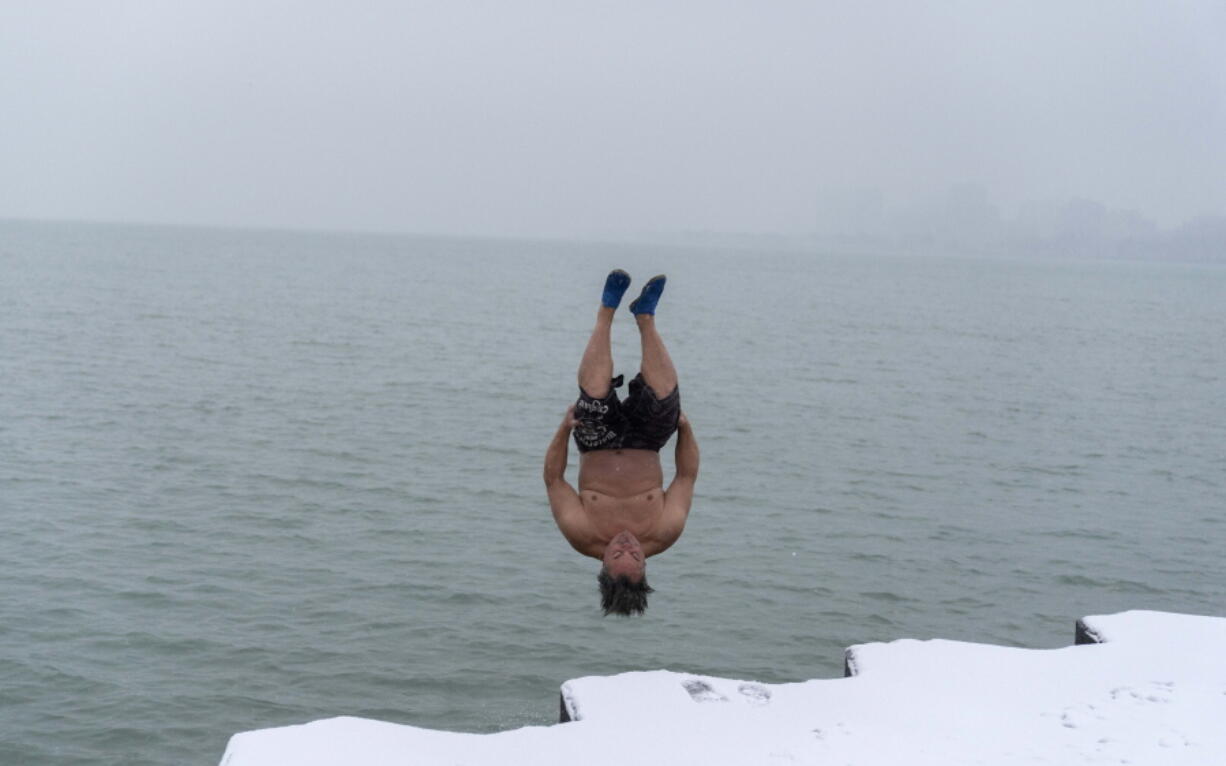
[2,1,1223,237]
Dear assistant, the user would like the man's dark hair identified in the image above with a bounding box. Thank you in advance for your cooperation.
[597,566,654,617]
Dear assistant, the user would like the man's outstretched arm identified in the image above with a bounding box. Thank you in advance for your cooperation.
[543,406,578,489]
[663,412,699,526]
[544,407,597,555]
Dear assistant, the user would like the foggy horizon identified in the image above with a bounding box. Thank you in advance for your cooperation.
[3,2,1224,241]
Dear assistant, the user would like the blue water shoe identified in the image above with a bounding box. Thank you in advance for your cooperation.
[602,269,632,309]
[628,274,666,316]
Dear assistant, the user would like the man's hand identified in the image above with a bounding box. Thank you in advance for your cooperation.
[678,411,690,429]
[563,405,580,430]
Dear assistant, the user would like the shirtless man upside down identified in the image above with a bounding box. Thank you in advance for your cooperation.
[543,271,700,616]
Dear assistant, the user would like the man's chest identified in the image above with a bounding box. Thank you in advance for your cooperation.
[581,489,666,539]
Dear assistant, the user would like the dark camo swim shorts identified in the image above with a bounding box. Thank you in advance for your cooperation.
[573,373,680,453]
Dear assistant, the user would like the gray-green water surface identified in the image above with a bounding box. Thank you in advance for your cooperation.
[1,221,1223,764]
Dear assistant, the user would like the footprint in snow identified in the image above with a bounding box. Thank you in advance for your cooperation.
[738,683,771,705]
[682,679,728,703]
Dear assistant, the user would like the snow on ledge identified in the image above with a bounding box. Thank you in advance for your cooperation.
[219,610,1226,766]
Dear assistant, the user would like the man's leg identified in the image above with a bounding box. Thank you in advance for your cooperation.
[578,270,631,397]
[578,306,616,398]
[635,314,678,396]
[630,275,678,396]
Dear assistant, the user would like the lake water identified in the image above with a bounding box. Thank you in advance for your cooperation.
[1,220,1223,765]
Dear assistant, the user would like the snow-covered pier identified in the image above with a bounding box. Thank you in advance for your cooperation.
[219,610,1226,765]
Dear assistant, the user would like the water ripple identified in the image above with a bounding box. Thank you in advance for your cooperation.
[2,222,1224,765]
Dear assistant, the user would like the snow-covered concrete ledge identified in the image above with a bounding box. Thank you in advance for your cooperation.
[219,610,1226,765]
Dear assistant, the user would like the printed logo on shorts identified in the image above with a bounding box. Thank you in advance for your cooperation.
[576,419,618,447]
[575,399,609,415]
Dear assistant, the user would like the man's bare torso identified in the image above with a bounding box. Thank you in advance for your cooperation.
[542,274,698,570]
[577,449,680,557]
